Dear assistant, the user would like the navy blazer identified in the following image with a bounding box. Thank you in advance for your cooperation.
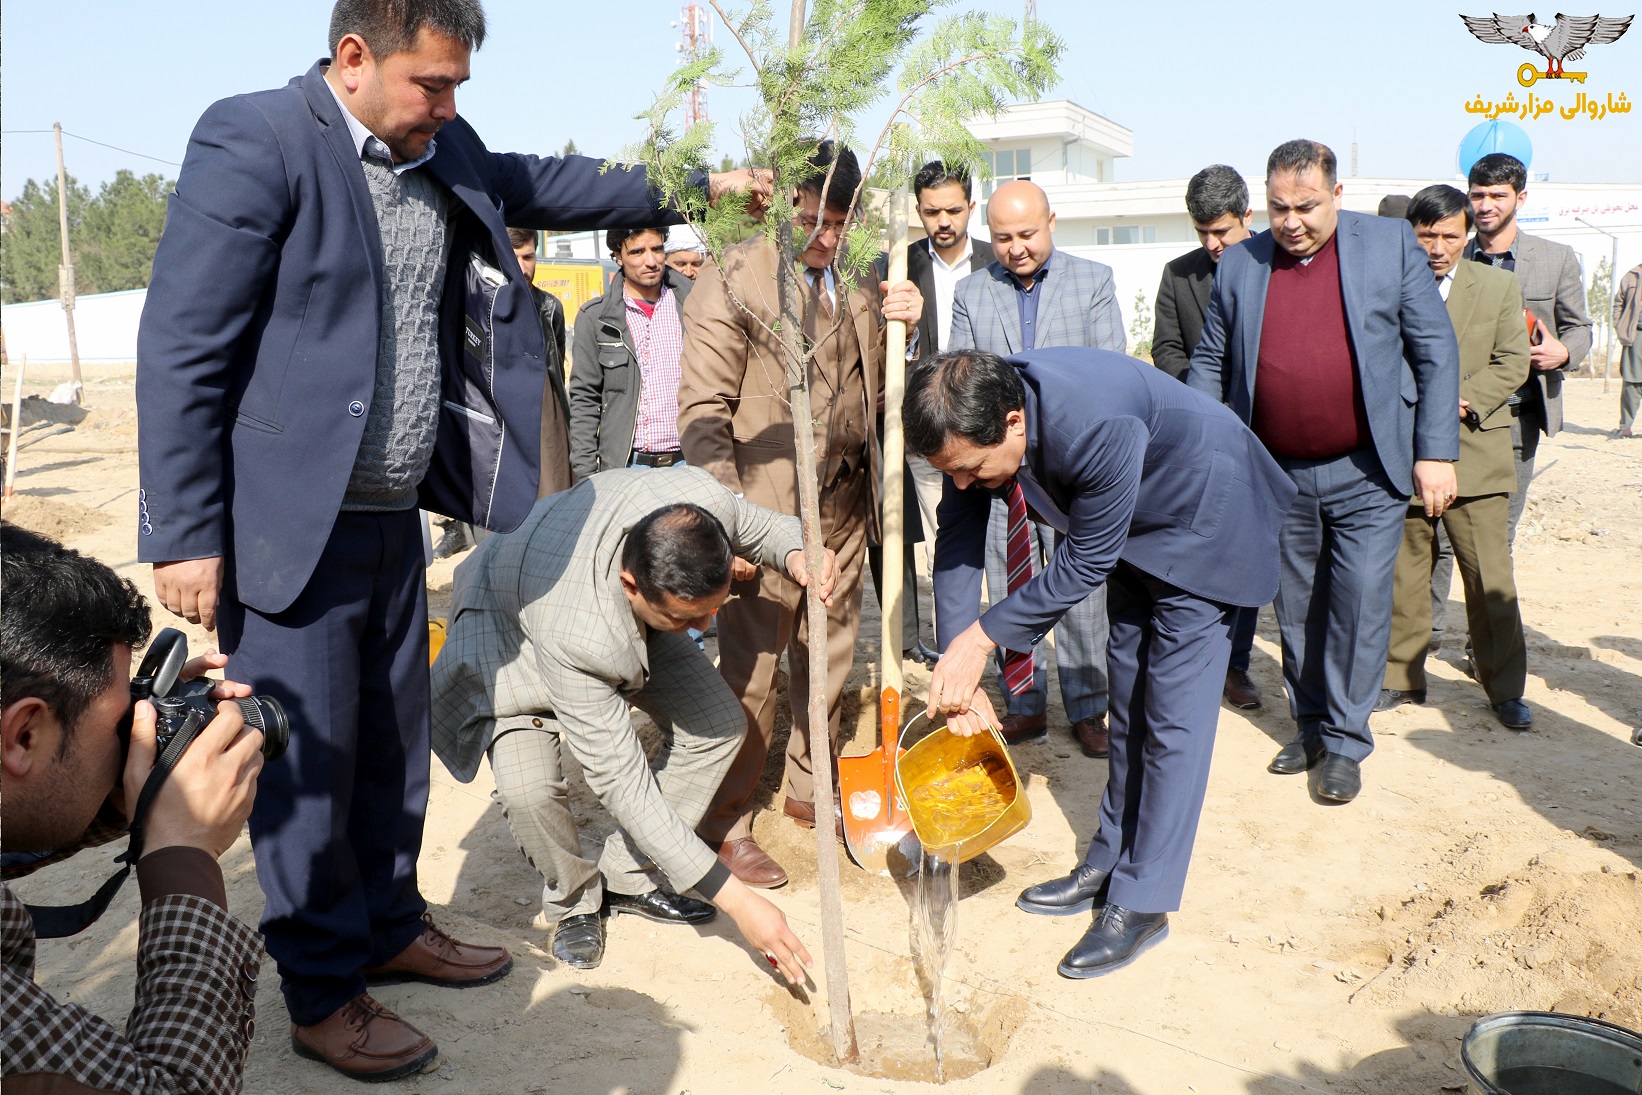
[1183,210,1460,495]
[137,63,683,613]
[932,348,1297,654]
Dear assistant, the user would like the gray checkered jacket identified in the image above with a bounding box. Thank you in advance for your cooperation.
[430,466,803,888]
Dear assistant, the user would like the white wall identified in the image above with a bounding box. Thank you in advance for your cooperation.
[2,288,146,365]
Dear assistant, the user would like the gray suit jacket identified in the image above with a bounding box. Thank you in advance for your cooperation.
[430,466,803,892]
[948,250,1126,354]
[1186,211,1461,496]
[1462,231,1592,437]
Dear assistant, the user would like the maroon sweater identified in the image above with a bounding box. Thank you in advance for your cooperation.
[1251,234,1371,459]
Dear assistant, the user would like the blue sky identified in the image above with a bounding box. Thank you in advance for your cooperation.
[4,0,1639,201]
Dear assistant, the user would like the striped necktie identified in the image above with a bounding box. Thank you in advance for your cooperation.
[1000,477,1035,696]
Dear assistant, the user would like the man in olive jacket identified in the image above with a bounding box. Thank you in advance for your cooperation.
[1380,186,1531,729]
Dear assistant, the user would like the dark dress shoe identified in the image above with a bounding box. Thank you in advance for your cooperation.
[1316,753,1362,803]
[605,888,718,925]
[998,713,1048,743]
[291,993,440,1081]
[1017,863,1110,916]
[1268,736,1325,775]
[1374,688,1426,712]
[905,642,940,667]
[716,837,788,888]
[1073,715,1109,758]
[1056,905,1170,979]
[1493,698,1532,730]
[783,796,844,842]
[1223,669,1262,709]
[551,913,605,969]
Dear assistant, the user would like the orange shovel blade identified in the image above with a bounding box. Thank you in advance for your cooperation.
[840,686,917,875]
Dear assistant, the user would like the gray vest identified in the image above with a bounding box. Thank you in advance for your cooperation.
[342,153,450,512]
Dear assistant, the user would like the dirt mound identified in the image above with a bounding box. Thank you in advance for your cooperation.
[1,494,116,543]
[1355,832,1642,1028]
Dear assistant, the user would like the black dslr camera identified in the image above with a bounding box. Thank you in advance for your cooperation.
[123,628,289,763]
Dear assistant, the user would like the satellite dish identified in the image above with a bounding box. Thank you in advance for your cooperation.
[1457,121,1533,176]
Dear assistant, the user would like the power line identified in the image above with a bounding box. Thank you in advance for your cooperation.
[1,128,181,168]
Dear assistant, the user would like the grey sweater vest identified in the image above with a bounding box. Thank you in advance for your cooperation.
[342,154,450,512]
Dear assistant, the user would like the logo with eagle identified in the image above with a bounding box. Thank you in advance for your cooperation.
[1461,12,1634,84]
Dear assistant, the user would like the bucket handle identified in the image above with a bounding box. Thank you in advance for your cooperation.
[895,710,1011,768]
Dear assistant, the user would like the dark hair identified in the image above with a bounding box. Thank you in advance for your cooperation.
[620,504,734,603]
[914,160,972,202]
[1376,194,1412,219]
[506,227,535,250]
[1468,152,1528,193]
[1406,184,1475,230]
[1184,165,1249,225]
[796,140,862,213]
[1266,139,1337,186]
[606,227,667,259]
[1,524,150,748]
[903,350,1024,457]
[329,0,487,60]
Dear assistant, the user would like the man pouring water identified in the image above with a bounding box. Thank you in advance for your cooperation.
[906,347,1295,977]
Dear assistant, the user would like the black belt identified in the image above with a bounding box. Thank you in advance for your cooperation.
[631,449,683,468]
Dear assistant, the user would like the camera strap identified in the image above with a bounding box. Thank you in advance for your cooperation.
[25,718,210,939]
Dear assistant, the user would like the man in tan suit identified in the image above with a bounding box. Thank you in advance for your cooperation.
[678,141,924,886]
[1380,185,1531,729]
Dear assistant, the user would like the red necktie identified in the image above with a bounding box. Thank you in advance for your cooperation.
[1000,477,1035,696]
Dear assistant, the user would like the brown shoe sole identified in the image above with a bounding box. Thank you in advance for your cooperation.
[290,1035,440,1083]
[362,955,514,989]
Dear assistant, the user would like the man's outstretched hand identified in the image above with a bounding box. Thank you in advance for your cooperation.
[785,547,839,606]
[926,621,1002,737]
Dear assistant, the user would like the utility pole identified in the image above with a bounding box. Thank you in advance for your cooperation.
[53,123,84,404]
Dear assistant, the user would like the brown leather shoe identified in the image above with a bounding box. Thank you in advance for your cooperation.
[1073,715,1109,758]
[1223,669,1262,710]
[362,914,513,989]
[290,993,439,1082]
[716,837,788,888]
[998,713,1048,744]
[783,796,845,842]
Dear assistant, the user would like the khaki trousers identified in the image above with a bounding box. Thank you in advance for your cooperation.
[699,465,869,843]
[1384,493,1526,704]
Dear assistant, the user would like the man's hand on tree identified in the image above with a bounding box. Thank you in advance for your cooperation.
[708,169,773,220]
[153,557,225,632]
[785,548,838,605]
[880,280,923,327]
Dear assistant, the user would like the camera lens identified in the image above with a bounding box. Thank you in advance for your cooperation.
[235,696,290,762]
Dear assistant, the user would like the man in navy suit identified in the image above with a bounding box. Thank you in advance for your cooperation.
[1187,140,1460,805]
[136,0,760,1079]
[910,347,1295,978]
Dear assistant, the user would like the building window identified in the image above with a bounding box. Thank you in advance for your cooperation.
[982,147,1033,197]
[1142,225,1156,244]
[1112,225,1138,246]
[1100,225,1157,246]
[1096,227,1110,246]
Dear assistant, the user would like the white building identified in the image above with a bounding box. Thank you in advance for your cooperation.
[963,100,1642,351]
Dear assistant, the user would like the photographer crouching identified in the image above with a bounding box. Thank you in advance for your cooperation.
[2,525,265,1094]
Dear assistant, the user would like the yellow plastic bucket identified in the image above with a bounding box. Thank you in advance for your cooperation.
[894,712,1031,863]
[428,617,447,665]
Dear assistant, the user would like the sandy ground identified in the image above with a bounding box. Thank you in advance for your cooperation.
[4,371,1639,1095]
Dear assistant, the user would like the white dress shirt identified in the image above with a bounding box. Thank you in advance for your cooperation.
[928,237,975,350]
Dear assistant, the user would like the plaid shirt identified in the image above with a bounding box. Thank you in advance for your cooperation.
[2,876,262,1094]
[627,286,685,453]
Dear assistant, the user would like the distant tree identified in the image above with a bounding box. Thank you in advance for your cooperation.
[77,171,172,295]
[561,138,580,157]
[1128,288,1154,359]
[1,175,90,303]
[1587,256,1614,376]
[1,170,171,303]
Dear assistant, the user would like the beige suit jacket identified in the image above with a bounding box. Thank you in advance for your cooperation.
[677,236,885,541]
[429,466,804,890]
[1448,260,1531,497]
